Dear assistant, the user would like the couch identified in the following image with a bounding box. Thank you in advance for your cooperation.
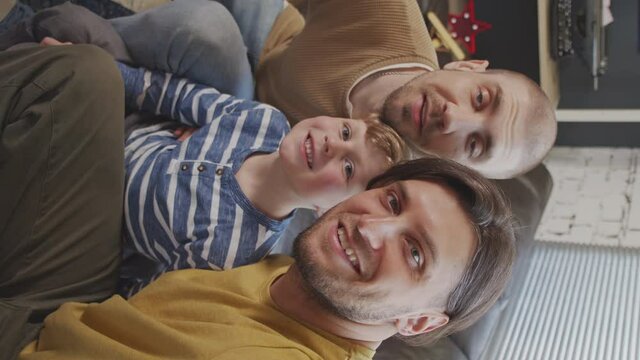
[108,1,555,357]
[19,0,555,358]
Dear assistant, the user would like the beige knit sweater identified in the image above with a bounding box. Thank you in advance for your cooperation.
[256,0,439,123]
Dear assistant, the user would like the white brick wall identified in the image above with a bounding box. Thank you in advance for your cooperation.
[537,147,640,248]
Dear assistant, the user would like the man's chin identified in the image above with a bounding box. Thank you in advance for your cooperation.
[379,102,399,126]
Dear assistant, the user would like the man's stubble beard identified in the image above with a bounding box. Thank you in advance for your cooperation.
[379,73,441,155]
[292,210,413,323]
[379,70,436,126]
[379,81,409,131]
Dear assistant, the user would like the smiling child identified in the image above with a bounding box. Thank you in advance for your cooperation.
[117,63,406,296]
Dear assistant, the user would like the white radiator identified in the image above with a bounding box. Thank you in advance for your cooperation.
[484,242,640,360]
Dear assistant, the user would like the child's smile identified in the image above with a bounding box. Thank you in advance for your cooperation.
[303,133,314,170]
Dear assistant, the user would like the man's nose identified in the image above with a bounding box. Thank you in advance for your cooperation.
[439,102,482,135]
[356,215,397,250]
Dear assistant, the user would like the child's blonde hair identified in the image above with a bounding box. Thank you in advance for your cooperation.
[362,115,407,166]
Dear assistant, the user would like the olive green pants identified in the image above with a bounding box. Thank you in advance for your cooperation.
[0,45,124,359]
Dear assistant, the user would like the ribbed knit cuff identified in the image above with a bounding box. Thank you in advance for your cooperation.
[116,61,144,110]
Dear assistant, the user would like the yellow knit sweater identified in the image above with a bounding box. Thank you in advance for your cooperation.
[256,0,439,123]
[20,256,374,360]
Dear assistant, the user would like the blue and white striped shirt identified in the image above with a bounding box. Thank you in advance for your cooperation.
[118,63,292,296]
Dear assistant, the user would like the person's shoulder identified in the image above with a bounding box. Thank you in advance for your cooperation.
[252,254,294,277]
[241,103,290,139]
[231,101,288,124]
[340,0,422,13]
[249,103,291,138]
[254,102,289,123]
[263,254,295,268]
[269,108,292,133]
[211,346,314,360]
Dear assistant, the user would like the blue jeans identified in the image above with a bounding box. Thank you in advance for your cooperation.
[212,0,285,71]
[111,0,284,100]
[0,2,34,33]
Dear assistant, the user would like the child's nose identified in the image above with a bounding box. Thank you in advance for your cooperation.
[324,135,348,158]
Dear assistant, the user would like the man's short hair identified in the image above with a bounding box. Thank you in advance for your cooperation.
[367,156,516,345]
[482,69,557,179]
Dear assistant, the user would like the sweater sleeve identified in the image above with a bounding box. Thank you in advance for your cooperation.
[256,0,438,122]
[116,62,249,127]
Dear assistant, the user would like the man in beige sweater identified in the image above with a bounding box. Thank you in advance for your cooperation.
[104,0,557,179]
[262,0,557,179]
[1,0,557,178]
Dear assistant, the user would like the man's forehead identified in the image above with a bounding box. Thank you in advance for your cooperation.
[494,90,519,160]
[474,78,531,176]
[406,180,477,290]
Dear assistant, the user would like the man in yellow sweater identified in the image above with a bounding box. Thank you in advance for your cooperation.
[20,158,515,359]
[103,0,558,179]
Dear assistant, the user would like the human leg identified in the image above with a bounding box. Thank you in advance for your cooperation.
[110,0,254,99]
[0,0,32,33]
[0,44,124,357]
[212,0,285,70]
[0,2,132,62]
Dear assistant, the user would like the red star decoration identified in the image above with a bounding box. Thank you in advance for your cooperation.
[448,0,492,54]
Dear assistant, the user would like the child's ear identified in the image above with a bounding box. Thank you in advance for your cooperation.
[394,312,449,336]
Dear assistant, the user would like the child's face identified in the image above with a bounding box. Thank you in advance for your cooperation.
[279,116,391,210]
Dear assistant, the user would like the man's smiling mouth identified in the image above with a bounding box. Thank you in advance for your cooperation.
[420,94,428,133]
[411,94,427,135]
[337,224,360,273]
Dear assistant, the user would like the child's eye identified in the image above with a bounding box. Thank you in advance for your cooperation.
[387,192,400,215]
[344,160,354,180]
[341,124,351,141]
[409,243,422,267]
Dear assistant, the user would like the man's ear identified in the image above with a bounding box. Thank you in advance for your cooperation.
[394,312,449,336]
[443,59,489,72]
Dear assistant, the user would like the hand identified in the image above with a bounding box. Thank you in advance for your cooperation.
[173,127,197,142]
[40,37,73,46]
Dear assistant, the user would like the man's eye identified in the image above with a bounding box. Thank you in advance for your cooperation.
[387,192,400,215]
[344,160,354,180]
[475,89,484,108]
[469,137,482,158]
[341,124,351,141]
